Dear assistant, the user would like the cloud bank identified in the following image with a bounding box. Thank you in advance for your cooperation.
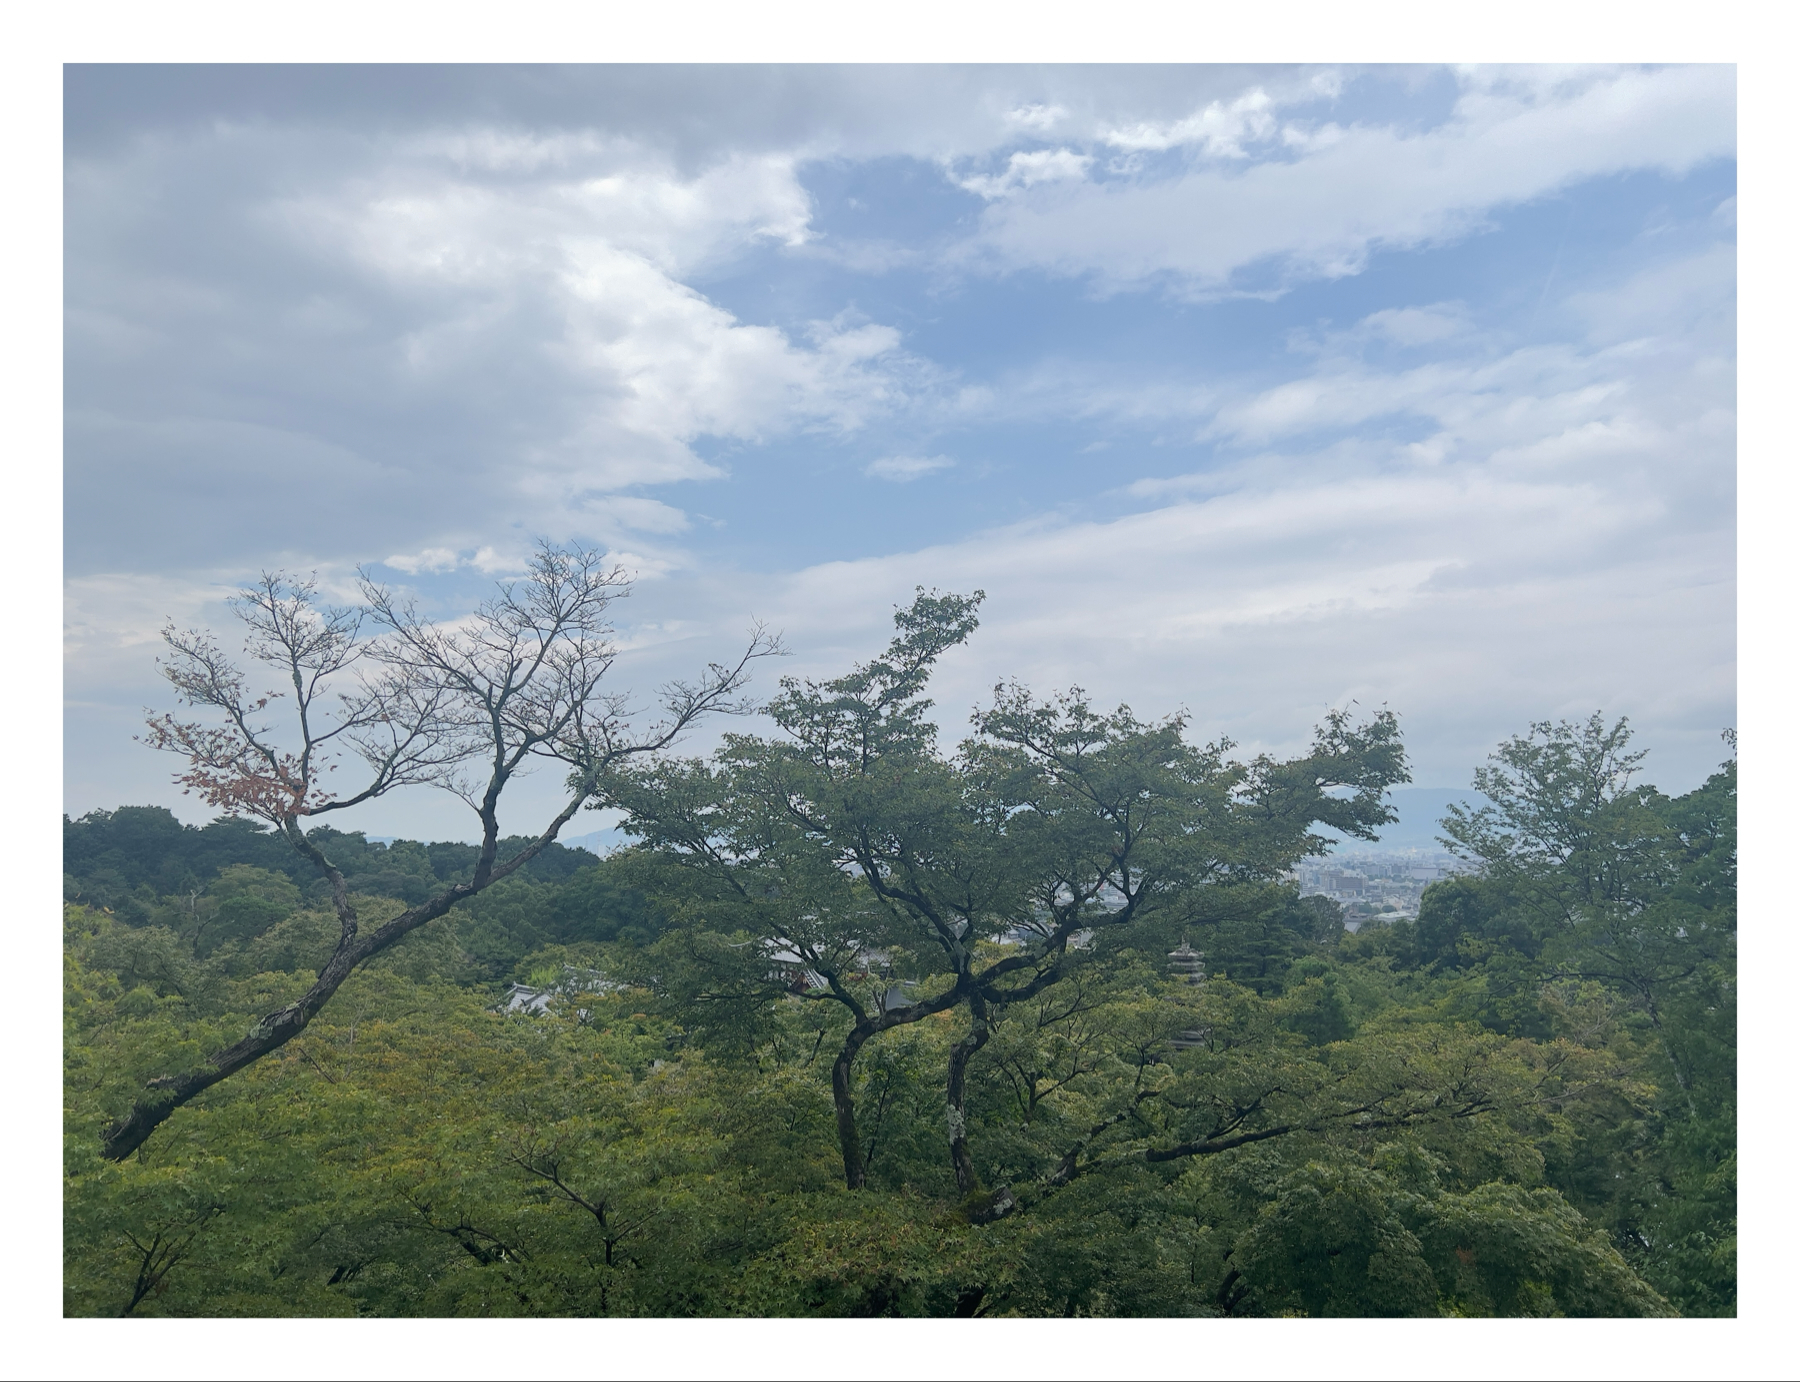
[63,65,1735,837]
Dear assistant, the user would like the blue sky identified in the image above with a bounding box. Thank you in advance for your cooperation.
[63,64,1736,844]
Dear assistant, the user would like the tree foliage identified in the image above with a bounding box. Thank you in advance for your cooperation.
[66,598,1732,1317]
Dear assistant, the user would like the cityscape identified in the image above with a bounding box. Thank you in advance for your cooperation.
[1292,850,1464,929]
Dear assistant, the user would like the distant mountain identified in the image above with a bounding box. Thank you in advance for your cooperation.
[333,797,1478,861]
[360,828,623,856]
[560,827,626,857]
[557,793,1482,859]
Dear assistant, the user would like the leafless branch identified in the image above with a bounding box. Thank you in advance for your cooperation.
[107,542,781,1162]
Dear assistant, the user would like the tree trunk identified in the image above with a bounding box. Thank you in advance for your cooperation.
[101,886,464,1161]
[831,1024,876,1189]
[946,995,992,1195]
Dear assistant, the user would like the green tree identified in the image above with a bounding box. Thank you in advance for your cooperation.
[1437,715,1736,1314]
[608,590,1417,1194]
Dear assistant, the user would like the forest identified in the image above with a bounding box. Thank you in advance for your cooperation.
[62,566,1735,1318]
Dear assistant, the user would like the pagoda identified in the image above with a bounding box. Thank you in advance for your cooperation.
[1167,939,1209,1050]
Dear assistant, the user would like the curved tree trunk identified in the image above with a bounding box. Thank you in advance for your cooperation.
[830,1023,877,1189]
[823,975,972,1190]
[101,883,468,1160]
[102,781,599,1162]
[946,995,992,1195]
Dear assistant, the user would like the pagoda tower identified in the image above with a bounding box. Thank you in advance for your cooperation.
[1167,938,1209,1050]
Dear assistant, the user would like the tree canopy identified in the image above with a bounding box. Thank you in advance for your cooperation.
[65,597,1733,1317]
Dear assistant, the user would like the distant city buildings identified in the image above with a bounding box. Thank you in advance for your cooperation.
[1291,850,1465,930]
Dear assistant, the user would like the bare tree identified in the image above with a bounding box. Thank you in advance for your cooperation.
[104,543,778,1161]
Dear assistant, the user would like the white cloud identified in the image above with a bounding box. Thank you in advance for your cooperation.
[381,544,541,576]
[381,493,697,580]
[865,454,956,482]
[1566,240,1736,345]
[960,66,1734,294]
[727,456,1729,791]
[1004,103,1067,133]
[382,547,463,575]
[65,124,941,591]
[254,142,922,504]
[958,148,1095,201]
[1353,303,1471,347]
[951,236,1731,489]
[1207,320,1726,465]
[316,147,815,280]
[1101,90,1278,156]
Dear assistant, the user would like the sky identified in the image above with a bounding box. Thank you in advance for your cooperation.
[62,63,1737,846]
